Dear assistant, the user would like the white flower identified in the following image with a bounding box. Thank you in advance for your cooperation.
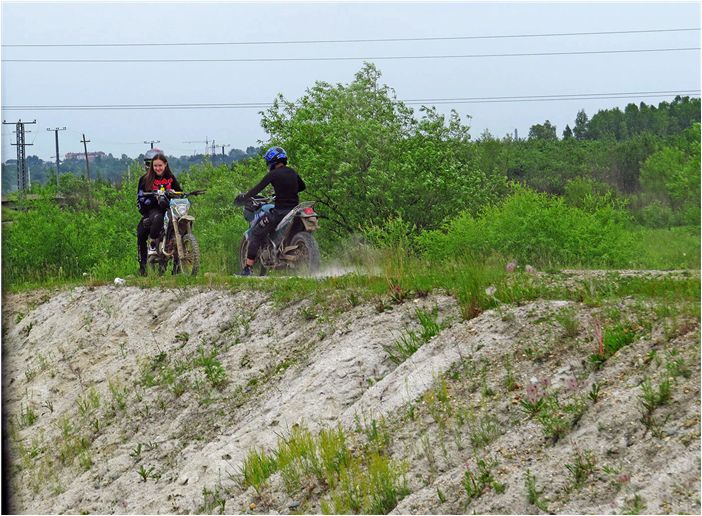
[485,286,497,297]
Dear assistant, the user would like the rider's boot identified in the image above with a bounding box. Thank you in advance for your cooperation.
[139,262,147,277]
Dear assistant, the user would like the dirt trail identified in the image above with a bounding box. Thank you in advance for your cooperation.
[2,273,700,514]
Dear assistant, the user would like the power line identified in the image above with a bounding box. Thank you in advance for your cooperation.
[3,46,699,63]
[3,90,698,111]
[3,27,699,48]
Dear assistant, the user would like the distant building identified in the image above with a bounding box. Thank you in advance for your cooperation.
[64,151,107,162]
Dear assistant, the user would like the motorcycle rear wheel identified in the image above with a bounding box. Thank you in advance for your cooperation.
[289,232,321,275]
[239,237,267,276]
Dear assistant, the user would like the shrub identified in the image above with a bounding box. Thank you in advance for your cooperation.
[416,186,637,268]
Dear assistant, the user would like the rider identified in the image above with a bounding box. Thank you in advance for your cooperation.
[235,146,306,276]
[136,151,182,276]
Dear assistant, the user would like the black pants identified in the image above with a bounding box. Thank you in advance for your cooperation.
[136,208,166,264]
[247,208,289,261]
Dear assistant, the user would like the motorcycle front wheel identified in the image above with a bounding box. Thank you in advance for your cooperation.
[146,255,166,276]
[239,237,267,276]
[289,232,321,275]
[175,233,201,276]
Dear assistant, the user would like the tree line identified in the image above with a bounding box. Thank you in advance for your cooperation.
[1,146,263,193]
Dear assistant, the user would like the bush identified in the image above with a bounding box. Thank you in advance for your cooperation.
[416,187,637,268]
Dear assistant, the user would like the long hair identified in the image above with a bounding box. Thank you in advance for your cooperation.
[144,153,174,191]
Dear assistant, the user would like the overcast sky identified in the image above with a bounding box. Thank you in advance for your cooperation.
[1,1,700,162]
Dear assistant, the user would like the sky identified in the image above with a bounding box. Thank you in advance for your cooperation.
[1,1,700,162]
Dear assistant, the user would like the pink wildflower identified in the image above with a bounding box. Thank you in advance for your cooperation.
[526,383,541,403]
[506,260,517,272]
[594,319,604,356]
[565,376,578,392]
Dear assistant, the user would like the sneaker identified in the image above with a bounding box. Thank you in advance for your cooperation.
[239,265,253,277]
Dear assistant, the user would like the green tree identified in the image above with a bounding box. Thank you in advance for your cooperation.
[573,109,589,140]
[528,120,558,141]
[260,62,506,239]
[562,124,574,140]
[640,123,700,224]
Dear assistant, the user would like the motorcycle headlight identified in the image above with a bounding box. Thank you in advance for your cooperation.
[173,203,189,218]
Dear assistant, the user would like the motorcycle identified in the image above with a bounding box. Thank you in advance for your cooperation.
[142,189,205,276]
[236,194,321,276]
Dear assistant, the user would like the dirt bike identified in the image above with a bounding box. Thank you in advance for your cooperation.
[142,189,204,276]
[236,194,321,276]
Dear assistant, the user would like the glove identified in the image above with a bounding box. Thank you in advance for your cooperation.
[234,193,246,206]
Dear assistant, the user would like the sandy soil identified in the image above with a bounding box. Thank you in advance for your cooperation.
[2,272,699,514]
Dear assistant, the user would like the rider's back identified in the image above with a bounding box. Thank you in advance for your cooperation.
[248,166,305,210]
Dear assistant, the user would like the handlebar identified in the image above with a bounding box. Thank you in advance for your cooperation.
[235,193,274,209]
[142,189,205,198]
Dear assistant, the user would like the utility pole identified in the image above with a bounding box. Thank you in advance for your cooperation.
[2,119,36,192]
[144,139,160,149]
[47,127,66,181]
[221,144,231,156]
[81,133,92,207]
[210,139,216,156]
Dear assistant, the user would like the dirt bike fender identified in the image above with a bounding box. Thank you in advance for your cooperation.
[178,215,195,222]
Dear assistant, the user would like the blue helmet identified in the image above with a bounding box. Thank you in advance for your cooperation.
[263,146,287,169]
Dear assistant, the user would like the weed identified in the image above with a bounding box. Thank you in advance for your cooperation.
[195,347,227,388]
[198,485,227,514]
[41,399,54,414]
[175,332,190,343]
[589,322,638,366]
[108,379,128,411]
[416,306,442,341]
[555,306,579,337]
[130,443,143,461]
[437,487,447,503]
[463,457,503,501]
[502,358,518,391]
[383,331,423,365]
[383,307,444,365]
[424,377,452,427]
[468,413,501,450]
[355,414,391,454]
[136,464,156,482]
[525,470,548,512]
[419,433,437,480]
[240,448,276,494]
[623,494,647,515]
[17,403,38,428]
[78,450,93,471]
[318,425,352,487]
[666,355,691,379]
[639,376,672,418]
[565,449,596,489]
[77,387,101,417]
[25,367,38,383]
[588,382,601,403]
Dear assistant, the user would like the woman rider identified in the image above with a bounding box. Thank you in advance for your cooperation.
[136,152,182,275]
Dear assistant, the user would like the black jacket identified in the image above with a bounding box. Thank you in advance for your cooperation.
[242,166,306,210]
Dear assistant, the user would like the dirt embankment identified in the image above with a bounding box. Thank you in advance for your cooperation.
[2,273,700,514]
